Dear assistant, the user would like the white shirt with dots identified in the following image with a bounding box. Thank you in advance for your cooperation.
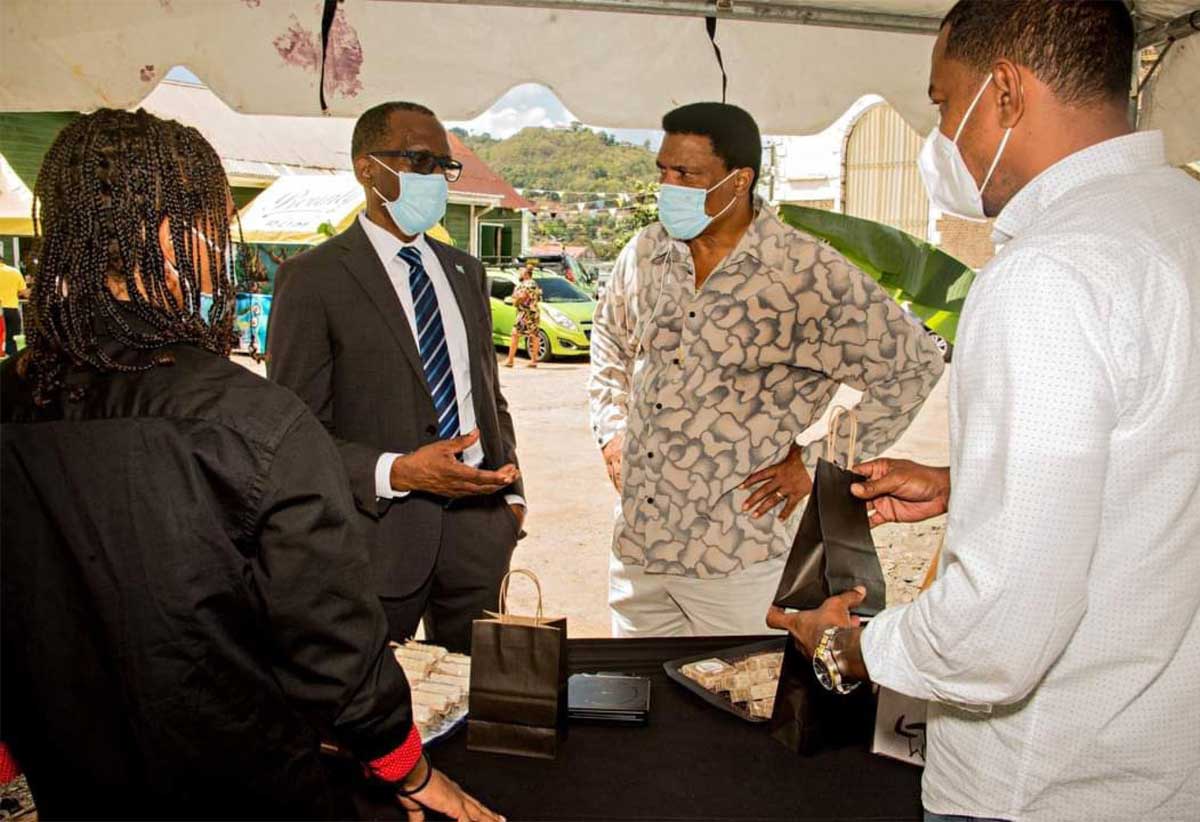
[862,131,1200,821]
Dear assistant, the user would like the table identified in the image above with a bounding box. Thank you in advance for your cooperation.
[431,636,922,821]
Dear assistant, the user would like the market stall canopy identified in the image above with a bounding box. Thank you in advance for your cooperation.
[237,172,452,245]
[138,78,532,210]
[0,79,532,216]
[2,1,1197,161]
[0,153,34,236]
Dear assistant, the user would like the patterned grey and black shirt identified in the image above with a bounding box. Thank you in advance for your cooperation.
[588,201,944,578]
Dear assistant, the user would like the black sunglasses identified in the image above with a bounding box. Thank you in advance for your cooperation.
[371,150,463,182]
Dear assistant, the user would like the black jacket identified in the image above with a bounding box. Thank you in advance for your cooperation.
[1,318,414,819]
[268,222,522,597]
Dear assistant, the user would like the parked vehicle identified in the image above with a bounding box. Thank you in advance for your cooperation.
[592,261,616,301]
[487,268,596,360]
[524,252,592,288]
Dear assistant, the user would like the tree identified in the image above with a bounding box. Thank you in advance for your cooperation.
[458,126,660,259]
[608,181,660,254]
[463,126,656,194]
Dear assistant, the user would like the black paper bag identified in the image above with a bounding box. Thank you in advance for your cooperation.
[769,637,876,755]
[468,570,568,759]
[772,407,886,617]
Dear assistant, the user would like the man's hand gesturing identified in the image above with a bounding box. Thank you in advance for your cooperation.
[390,430,519,499]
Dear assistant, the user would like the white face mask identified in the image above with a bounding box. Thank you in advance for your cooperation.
[917,73,1012,221]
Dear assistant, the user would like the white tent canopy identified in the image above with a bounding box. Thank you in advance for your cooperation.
[0,153,34,236]
[2,0,1197,162]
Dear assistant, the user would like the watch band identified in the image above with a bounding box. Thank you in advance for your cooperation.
[828,628,860,689]
[813,627,861,695]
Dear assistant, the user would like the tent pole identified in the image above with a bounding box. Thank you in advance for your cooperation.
[1131,41,1144,129]
[1136,8,1200,49]
[1130,7,1199,127]
[380,0,942,36]
[469,204,477,256]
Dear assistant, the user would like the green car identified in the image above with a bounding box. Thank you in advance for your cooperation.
[487,269,596,360]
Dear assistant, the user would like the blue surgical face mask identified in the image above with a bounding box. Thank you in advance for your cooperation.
[656,169,739,240]
[372,156,449,236]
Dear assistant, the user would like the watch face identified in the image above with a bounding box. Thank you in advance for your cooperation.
[812,655,835,691]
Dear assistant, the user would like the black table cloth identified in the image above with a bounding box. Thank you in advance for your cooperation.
[431,636,923,821]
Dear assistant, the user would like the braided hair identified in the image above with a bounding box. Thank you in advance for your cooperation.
[23,108,239,406]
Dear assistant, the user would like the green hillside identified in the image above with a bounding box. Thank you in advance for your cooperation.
[455,125,657,197]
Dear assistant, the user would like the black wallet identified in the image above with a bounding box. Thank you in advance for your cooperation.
[568,673,651,724]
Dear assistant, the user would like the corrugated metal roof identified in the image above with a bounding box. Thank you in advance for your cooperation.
[842,102,929,240]
[141,81,353,174]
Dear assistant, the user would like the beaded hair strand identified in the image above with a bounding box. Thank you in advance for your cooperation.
[23,108,240,406]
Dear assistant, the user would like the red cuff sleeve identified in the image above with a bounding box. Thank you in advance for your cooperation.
[368,724,423,783]
[0,741,22,784]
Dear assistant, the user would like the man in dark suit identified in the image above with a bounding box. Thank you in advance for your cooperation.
[269,101,526,652]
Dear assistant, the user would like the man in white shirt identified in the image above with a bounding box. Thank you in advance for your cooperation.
[270,102,526,652]
[769,2,1200,820]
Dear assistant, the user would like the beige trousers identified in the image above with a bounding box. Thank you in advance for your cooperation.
[608,552,788,637]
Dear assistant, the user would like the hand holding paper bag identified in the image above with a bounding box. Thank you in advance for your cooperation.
[771,407,887,617]
[849,457,951,527]
[766,408,884,755]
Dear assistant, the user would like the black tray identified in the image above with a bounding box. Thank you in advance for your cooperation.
[663,637,787,723]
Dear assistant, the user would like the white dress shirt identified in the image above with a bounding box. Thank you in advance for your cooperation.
[359,215,522,508]
[862,132,1200,820]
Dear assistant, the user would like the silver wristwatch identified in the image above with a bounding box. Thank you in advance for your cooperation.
[812,627,860,694]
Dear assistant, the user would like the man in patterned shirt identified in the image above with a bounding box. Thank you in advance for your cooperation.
[588,102,944,637]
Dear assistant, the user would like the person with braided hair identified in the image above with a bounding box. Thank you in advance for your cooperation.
[0,109,501,822]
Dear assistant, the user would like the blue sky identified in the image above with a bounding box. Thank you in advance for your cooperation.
[167,66,201,83]
[445,84,664,150]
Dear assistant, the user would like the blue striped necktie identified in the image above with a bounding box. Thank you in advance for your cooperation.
[399,246,460,440]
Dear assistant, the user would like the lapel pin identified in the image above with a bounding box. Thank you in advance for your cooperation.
[455,264,465,274]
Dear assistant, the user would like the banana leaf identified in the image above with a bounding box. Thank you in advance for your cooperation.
[779,204,974,343]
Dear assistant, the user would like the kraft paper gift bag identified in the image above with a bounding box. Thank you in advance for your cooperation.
[769,407,885,755]
[770,636,876,755]
[771,406,886,617]
[872,538,943,766]
[468,570,568,759]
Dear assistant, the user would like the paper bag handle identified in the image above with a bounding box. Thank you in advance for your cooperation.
[497,568,545,623]
[825,405,859,469]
